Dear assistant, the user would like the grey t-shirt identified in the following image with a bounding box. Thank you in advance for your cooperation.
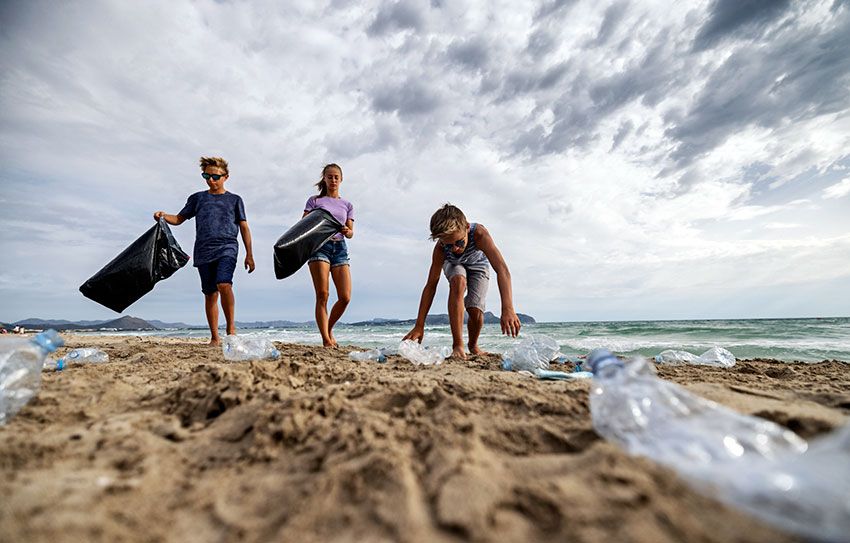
[178,191,247,266]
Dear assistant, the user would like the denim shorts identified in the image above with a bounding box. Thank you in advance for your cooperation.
[309,239,350,267]
[197,256,237,295]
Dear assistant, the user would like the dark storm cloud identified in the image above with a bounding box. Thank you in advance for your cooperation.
[589,1,629,47]
[534,0,578,22]
[446,38,489,70]
[371,79,441,116]
[526,28,558,59]
[693,0,792,51]
[610,120,633,150]
[367,1,425,36]
[506,27,690,157]
[669,7,850,166]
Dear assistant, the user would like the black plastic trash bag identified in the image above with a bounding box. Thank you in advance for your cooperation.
[79,219,190,313]
[274,209,342,279]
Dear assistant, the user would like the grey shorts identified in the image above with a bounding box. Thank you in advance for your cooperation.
[443,263,489,312]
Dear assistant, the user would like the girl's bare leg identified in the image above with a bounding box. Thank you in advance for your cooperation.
[309,261,335,347]
[328,265,351,346]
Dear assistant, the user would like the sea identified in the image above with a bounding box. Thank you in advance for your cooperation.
[84,317,850,363]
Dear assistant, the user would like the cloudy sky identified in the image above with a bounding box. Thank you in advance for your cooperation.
[1,0,849,324]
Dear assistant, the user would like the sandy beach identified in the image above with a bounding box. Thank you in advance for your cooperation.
[1,334,848,543]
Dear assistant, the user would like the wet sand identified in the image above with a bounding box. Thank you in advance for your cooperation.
[1,334,848,542]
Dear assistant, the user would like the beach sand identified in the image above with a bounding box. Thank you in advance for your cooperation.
[1,335,848,543]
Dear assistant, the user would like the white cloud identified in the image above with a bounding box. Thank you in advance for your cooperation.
[823,177,850,199]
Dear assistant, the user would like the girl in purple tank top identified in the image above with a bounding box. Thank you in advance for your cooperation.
[303,163,355,347]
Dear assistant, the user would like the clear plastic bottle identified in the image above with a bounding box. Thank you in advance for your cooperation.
[587,348,850,541]
[44,347,109,371]
[348,348,387,363]
[501,334,561,372]
[1,330,64,425]
[398,340,450,366]
[222,335,280,361]
[654,346,735,367]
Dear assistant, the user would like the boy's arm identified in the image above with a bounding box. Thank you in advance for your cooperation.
[403,244,445,343]
[239,220,255,273]
[475,225,521,337]
[152,211,186,226]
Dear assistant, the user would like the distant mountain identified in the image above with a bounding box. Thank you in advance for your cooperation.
[148,320,202,329]
[351,312,536,326]
[97,316,158,330]
[8,316,159,331]
[236,320,309,329]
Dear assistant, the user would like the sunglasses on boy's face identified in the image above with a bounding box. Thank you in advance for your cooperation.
[202,173,226,181]
[442,238,466,251]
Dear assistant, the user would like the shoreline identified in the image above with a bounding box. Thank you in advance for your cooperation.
[1,334,847,541]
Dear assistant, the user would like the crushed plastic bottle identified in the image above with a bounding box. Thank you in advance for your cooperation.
[1,330,64,425]
[44,347,109,371]
[349,348,387,363]
[398,340,450,366]
[654,346,735,367]
[222,335,280,361]
[588,348,850,541]
[501,334,561,373]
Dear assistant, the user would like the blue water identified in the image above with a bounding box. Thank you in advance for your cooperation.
[84,317,850,363]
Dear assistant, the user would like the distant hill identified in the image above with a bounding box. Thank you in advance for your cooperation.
[236,320,308,329]
[351,312,536,326]
[5,312,536,332]
[9,316,159,331]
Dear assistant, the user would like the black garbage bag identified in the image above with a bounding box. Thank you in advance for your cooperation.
[274,209,343,279]
[79,219,190,313]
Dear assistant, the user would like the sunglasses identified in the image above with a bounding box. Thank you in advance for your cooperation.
[442,237,466,251]
[202,172,226,181]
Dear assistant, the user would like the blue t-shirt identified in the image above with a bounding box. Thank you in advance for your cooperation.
[178,191,247,266]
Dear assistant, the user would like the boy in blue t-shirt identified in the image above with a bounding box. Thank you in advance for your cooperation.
[154,156,255,345]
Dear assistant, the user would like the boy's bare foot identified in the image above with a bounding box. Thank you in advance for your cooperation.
[451,346,467,360]
[468,344,487,355]
[209,338,221,346]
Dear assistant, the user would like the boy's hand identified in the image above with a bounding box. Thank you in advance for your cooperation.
[244,254,255,273]
[403,326,425,343]
[501,309,521,337]
[153,211,164,221]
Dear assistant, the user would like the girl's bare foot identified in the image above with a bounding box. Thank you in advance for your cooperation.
[451,346,467,360]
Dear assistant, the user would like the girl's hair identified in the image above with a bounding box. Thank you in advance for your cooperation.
[199,156,229,175]
[316,163,343,197]
[429,203,468,240]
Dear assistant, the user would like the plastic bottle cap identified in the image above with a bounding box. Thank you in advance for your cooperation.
[587,348,623,375]
[32,329,64,354]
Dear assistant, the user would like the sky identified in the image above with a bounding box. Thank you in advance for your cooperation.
[1,0,849,325]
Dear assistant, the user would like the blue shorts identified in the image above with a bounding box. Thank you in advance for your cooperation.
[308,240,350,267]
[197,257,237,295]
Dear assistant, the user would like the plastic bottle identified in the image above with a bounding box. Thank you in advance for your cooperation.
[1,330,64,425]
[654,346,735,367]
[222,335,280,361]
[587,348,850,541]
[44,347,109,371]
[398,340,450,366]
[349,348,387,363]
[501,334,561,373]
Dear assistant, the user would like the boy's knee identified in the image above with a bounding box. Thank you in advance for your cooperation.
[449,274,466,292]
[216,282,233,293]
